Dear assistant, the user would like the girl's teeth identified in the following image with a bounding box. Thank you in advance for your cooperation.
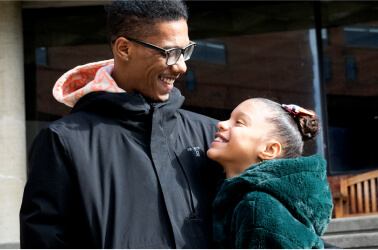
[214,137,222,142]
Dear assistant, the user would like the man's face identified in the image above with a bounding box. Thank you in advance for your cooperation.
[126,19,189,101]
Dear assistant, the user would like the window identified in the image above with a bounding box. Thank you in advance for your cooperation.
[344,26,378,48]
[191,41,227,65]
[321,28,329,45]
[186,70,196,91]
[24,1,329,169]
[323,57,332,80]
[345,57,356,80]
[322,1,378,175]
[344,27,369,47]
[35,47,48,66]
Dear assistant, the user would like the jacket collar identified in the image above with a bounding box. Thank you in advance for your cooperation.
[70,87,185,117]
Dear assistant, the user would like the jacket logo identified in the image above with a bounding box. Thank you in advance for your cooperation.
[187,146,201,157]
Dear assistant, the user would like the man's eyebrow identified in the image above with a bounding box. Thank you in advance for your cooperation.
[162,41,192,50]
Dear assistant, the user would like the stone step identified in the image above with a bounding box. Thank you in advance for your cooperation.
[325,215,378,235]
[0,242,20,249]
[322,215,378,249]
[322,232,378,249]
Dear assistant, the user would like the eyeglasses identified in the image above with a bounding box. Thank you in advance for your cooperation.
[125,37,196,66]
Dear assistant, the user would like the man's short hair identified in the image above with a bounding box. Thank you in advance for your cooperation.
[105,0,188,45]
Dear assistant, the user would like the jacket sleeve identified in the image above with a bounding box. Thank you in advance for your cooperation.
[20,127,90,248]
[231,192,324,249]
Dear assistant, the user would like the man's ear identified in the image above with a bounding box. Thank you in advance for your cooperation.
[258,140,282,160]
[113,37,130,60]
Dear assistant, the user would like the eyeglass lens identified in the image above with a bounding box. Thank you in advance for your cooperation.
[166,44,195,65]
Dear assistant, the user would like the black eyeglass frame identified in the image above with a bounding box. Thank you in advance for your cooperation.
[124,37,196,66]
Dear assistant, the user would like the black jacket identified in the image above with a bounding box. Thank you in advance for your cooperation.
[20,89,223,248]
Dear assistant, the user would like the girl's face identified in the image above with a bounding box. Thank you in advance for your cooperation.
[207,100,276,172]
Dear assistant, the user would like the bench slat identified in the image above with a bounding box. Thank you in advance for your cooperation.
[372,179,377,213]
[357,182,363,213]
[364,180,370,213]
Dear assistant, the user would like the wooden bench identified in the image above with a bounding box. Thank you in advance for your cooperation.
[334,170,378,218]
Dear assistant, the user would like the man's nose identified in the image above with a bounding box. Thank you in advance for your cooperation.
[171,54,187,74]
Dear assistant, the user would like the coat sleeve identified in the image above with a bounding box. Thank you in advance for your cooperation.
[231,192,324,249]
[19,127,91,248]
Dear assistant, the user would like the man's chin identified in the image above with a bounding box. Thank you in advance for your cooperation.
[156,92,170,101]
[147,93,170,102]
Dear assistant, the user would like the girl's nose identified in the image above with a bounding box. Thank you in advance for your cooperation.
[217,120,228,131]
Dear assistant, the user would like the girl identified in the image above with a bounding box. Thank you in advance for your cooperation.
[207,98,333,249]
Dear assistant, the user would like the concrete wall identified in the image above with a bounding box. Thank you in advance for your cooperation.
[0,1,27,248]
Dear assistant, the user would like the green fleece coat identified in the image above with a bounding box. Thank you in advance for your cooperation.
[213,155,333,249]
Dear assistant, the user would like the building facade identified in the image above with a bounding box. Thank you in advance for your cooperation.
[0,0,377,247]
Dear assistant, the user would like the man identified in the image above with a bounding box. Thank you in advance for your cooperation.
[20,0,223,248]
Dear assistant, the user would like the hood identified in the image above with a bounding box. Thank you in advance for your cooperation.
[214,154,333,236]
[53,59,125,107]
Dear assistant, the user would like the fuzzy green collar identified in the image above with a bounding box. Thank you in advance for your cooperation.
[213,154,333,236]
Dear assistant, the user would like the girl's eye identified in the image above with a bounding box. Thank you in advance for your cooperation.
[236,120,244,125]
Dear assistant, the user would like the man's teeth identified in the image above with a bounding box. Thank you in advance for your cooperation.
[160,76,175,85]
[214,137,226,143]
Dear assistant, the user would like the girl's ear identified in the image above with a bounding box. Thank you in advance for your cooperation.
[113,37,130,61]
[258,140,282,160]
